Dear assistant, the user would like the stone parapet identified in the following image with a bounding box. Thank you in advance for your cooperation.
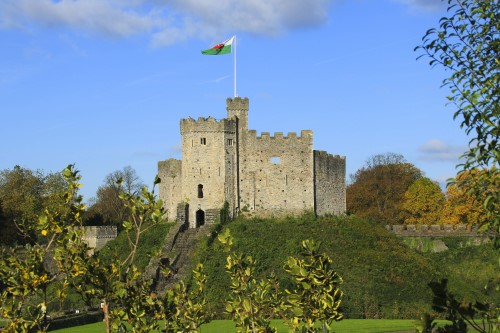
[386,224,491,238]
[180,116,236,134]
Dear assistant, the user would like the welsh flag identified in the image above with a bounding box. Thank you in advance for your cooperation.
[201,36,234,55]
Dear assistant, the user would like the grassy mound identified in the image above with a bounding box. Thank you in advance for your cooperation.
[98,221,173,271]
[194,214,496,319]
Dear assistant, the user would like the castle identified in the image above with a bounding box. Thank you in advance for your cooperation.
[158,97,346,228]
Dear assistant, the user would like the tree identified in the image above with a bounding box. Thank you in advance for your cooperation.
[440,170,489,226]
[0,166,67,245]
[416,0,499,235]
[283,240,343,333]
[86,166,145,227]
[402,177,445,225]
[218,228,280,333]
[347,153,423,224]
[0,166,86,333]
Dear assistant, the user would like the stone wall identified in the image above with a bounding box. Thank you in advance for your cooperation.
[158,159,182,221]
[313,151,346,216]
[386,224,485,237]
[239,130,315,216]
[82,226,117,253]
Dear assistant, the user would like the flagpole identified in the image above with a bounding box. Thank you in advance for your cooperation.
[234,36,237,97]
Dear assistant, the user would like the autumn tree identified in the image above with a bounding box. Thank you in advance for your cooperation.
[85,166,145,227]
[347,153,423,224]
[440,170,489,226]
[402,177,445,225]
[417,0,499,235]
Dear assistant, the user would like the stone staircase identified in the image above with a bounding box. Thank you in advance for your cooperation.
[144,223,211,293]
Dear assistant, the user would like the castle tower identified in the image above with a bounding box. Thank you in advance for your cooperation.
[226,97,249,133]
[180,117,238,227]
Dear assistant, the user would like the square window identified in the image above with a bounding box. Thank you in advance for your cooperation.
[270,156,280,164]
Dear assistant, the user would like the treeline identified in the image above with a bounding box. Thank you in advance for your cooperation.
[0,165,145,246]
[346,153,491,226]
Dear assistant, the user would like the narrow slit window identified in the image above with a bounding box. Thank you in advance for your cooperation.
[198,184,204,198]
[200,138,206,145]
[227,139,234,146]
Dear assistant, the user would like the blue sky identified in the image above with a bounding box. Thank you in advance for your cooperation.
[0,0,469,201]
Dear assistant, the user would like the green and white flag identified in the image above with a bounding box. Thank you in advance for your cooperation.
[201,36,235,55]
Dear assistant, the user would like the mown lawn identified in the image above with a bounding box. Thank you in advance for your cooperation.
[50,319,419,332]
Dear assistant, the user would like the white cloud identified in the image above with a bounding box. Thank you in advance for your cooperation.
[0,0,443,47]
[418,139,466,162]
[392,0,446,11]
[1,0,155,37]
[0,0,333,46]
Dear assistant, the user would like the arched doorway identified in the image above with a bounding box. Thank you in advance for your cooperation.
[196,209,205,228]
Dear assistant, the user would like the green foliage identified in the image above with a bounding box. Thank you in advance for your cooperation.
[416,0,500,236]
[283,240,343,333]
[197,215,444,319]
[426,244,498,306]
[98,221,172,271]
[0,165,85,333]
[61,175,166,333]
[0,166,68,245]
[218,228,279,333]
[423,279,499,333]
[163,263,212,332]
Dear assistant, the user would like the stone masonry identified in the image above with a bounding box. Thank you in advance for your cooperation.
[158,97,346,228]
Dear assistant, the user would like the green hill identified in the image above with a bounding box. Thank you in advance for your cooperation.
[193,214,497,319]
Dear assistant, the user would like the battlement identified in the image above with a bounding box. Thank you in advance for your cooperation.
[314,150,346,161]
[246,129,313,141]
[226,97,249,111]
[180,116,236,133]
[385,224,494,238]
[81,226,117,253]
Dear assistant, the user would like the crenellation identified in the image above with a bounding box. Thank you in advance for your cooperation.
[253,131,313,141]
[386,224,495,238]
[260,132,270,139]
[180,116,237,134]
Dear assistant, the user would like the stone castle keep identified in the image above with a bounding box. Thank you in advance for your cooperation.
[158,97,346,228]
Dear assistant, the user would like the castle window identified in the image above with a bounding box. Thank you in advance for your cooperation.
[270,156,280,165]
[198,184,204,198]
[200,138,206,145]
[227,139,234,146]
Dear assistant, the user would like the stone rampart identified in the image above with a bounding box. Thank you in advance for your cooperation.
[385,224,488,238]
[82,226,117,253]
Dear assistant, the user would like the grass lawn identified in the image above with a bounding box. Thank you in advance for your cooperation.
[50,319,419,332]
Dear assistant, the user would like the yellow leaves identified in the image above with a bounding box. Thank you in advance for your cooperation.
[41,230,48,237]
[403,177,445,225]
[440,170,490,226]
